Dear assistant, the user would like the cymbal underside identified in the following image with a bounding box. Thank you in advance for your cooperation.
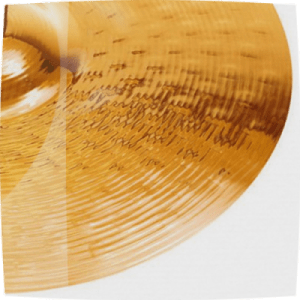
[0,1,292,293]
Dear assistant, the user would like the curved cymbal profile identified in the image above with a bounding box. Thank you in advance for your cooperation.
[1,1,292,293]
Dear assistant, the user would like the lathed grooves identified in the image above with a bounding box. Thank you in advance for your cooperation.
[1,0,292,293]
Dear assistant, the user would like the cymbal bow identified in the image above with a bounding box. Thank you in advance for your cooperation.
[1,1,292,293]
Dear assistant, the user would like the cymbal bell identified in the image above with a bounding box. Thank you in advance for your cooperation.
[1,0,292,293]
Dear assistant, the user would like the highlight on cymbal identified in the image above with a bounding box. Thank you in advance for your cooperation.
[1,0,292,293]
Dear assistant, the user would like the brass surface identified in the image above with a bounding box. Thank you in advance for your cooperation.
[1,1,292,293]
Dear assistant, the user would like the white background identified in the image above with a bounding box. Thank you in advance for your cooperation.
[0,0,299,299]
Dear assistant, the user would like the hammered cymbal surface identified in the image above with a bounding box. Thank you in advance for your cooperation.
[1,1,292,293]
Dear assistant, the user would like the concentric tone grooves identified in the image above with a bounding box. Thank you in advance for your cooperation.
[1,1,292,293]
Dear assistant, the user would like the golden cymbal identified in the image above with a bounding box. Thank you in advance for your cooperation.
[1,1,292,293]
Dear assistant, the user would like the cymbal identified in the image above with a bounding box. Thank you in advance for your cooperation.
[1,1,292,293]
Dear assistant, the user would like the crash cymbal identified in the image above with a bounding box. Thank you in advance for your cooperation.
[1,1,292,293]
